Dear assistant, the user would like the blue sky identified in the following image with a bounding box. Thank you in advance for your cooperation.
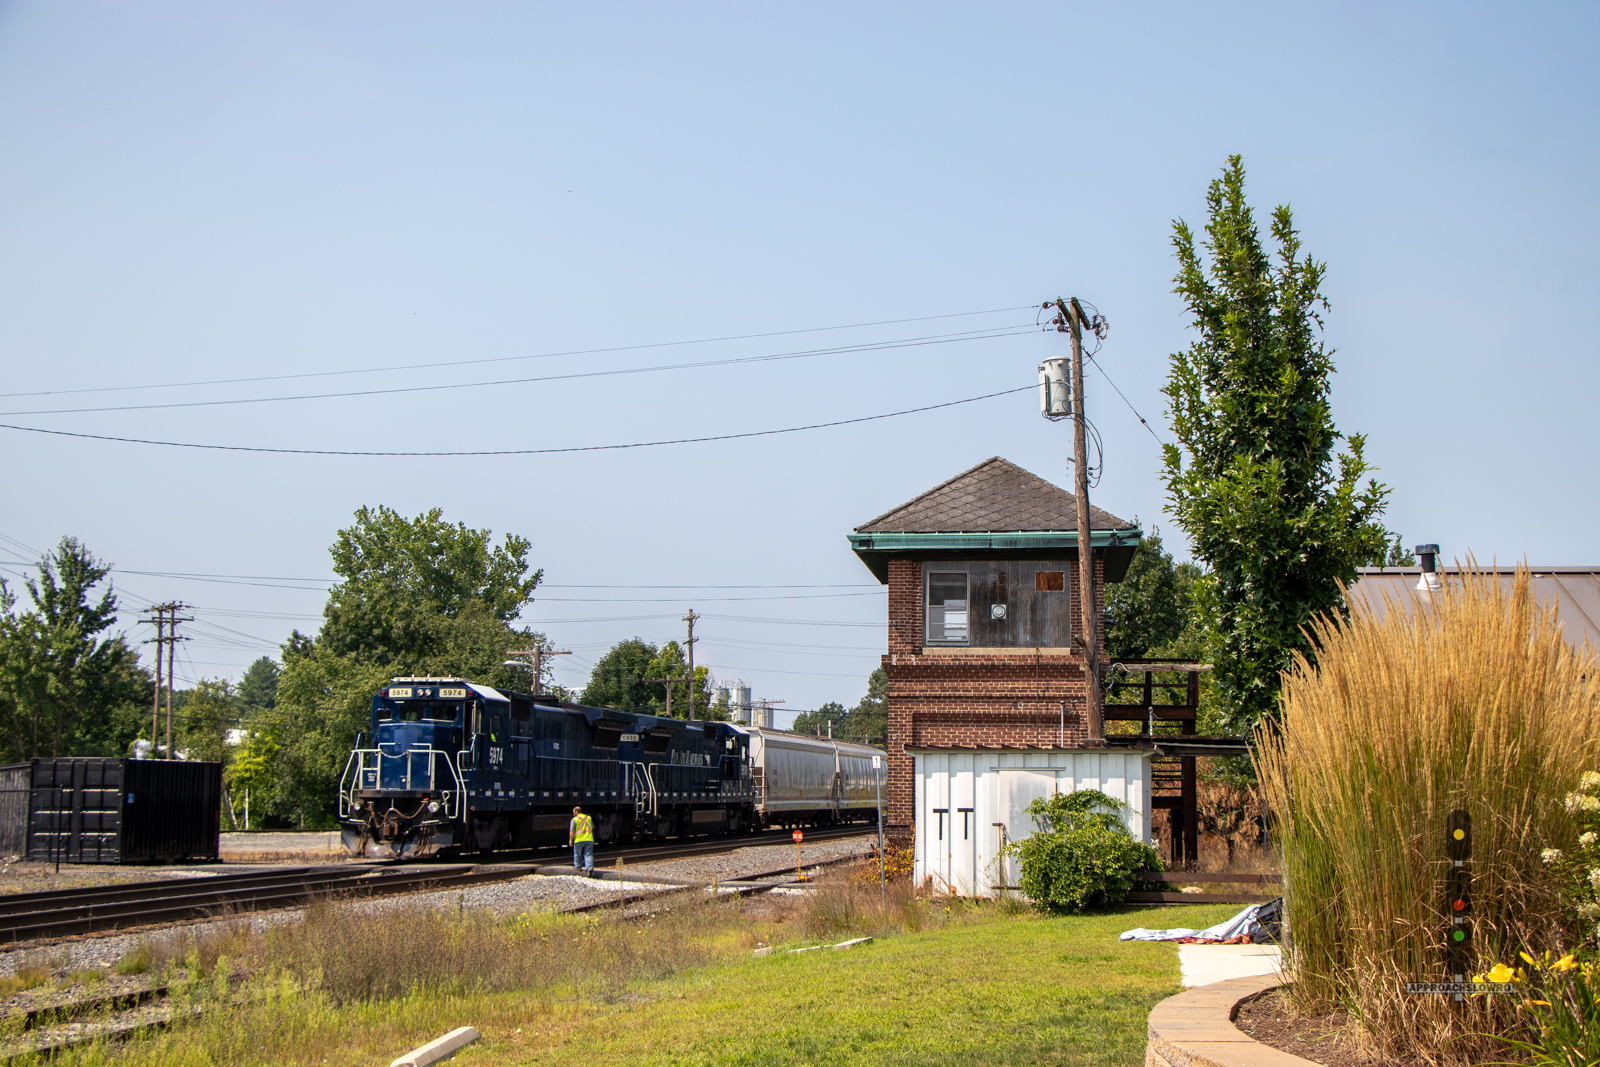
[0,2,1594,720]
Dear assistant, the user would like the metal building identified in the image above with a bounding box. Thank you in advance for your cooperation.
[909,745,1151,898]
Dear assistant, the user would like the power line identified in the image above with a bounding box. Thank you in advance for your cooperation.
[0,385,1033,457]
[0,305,1036,400]
[2,326,1033,418]
[1084,350,1165,446]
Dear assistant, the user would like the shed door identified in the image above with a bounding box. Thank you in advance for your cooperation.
[994,769,1060,888]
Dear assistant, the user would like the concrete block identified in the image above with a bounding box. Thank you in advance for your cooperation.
[832,937,873,950]
[752,947,773,958]
[389,1026,481,1067]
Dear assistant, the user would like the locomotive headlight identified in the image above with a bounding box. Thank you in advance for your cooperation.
[428,800,440,814]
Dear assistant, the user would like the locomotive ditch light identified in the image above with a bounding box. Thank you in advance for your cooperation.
[428,800,440,813]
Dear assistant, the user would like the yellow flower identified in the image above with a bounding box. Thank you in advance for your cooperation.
[1485,962,1520,984]
[1552,954,1580,973]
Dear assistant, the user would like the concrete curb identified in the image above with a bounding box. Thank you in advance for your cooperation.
[1146,975,1318,1067]
[389,1026,480,1067]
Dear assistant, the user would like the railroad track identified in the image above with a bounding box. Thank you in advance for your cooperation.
[0,826,878,945]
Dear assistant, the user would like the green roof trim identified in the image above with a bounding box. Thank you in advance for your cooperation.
[847,528,1142,553]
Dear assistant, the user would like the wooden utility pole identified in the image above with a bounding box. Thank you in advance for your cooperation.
[1053,297,1104,743]
[643,677,676,719]
[141,603,189,758]
[141,606,166,750]
[166,605,191,759]
[683,610,699,720]
[510,647,570,697]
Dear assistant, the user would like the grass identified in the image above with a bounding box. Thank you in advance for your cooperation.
[38,883,1237,1067]
[1258,565,1600,1065]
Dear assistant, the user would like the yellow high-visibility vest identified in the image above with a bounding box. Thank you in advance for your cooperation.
[571,814,594,842]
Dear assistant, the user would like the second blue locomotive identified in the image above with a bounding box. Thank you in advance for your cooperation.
[338,677,755,858]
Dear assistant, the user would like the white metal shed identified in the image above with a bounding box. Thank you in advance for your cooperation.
[908,746,1153,898]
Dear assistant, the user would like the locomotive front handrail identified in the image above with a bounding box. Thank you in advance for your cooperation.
[340,745,467,821]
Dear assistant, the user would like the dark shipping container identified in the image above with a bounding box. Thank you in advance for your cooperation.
[19,759,221,864]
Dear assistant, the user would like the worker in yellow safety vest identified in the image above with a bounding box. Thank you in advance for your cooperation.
[569,806,596,876]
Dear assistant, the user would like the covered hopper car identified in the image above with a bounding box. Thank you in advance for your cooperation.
[339,677,884,858]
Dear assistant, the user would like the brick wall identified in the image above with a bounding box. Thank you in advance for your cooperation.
[881,555,1107,842]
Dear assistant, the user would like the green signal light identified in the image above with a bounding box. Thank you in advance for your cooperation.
[1452,930,1466,942]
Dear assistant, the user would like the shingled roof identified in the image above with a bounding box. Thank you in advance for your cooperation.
[855,457,1133,534]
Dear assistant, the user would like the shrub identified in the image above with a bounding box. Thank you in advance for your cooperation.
[1006,790,1162,913]
[1257,565,1600,1066]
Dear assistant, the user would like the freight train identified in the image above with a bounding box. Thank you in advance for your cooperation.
[338,677,886,858]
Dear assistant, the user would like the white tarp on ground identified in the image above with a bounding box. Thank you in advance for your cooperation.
[1119,899,1282,944]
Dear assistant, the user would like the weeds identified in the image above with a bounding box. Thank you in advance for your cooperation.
[113,945,152,976]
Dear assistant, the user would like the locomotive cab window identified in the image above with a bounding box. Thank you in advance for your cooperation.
[423,702,456,722]
[926,571,969,645]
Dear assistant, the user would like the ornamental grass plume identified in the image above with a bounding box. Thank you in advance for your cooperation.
[1256,563,1600,1066]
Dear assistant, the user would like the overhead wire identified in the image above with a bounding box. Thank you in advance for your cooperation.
[0,384,1034,457]
[1,325,1034,418]
[0,304,1037,400]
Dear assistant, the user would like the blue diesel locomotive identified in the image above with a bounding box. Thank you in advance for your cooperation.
[338,677,756,858]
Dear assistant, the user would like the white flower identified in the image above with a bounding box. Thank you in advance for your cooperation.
[1581,771,1600,791]
[1583,797,1600,813]
[1568,793,1585,813]
[1582,832,1597,847]
[1579,903,1600,920]
[1588,868,1600,893]
[1545,848,1565,864]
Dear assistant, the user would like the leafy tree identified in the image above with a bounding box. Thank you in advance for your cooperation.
[0,539,142,758]
[179,678,236,764]
[790,668,887,743]
[266,508,548,827]
[1372,535,1417,568]
[791,701,846,737]
[237,657,279,716]
[1163,156,1391,732]
[640,641,716,718]
[1103,530,1201,661]
[580,638,659,711]
[319,505,541,666]
[842,668,888,744]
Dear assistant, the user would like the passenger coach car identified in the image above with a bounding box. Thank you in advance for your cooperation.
[339,677,885,858]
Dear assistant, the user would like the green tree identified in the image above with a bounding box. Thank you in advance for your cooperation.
[1103,530,1201,661]
[580,638,659,711]
[180,678,235,764]
[1162,156,1391,732]
[319,505,541,666]
[791,701,846,737]
[790,668,887,743]
[641,641,716,719]
[0,539,142,758]
[267,508,548,827]
[237,657,279,716]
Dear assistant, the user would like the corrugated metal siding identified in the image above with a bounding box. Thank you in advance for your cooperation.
[20,759,221,864]
[909,748,1152,898]
[0,764,29,858]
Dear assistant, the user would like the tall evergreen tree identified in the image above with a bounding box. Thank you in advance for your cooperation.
[1163,157,1391,732]
[0,538,141,758]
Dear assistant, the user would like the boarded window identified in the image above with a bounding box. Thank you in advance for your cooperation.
[1035,571,1065,592]
[926,572,969,645]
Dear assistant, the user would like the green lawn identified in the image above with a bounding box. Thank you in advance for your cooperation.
[460,904,1239,1067]
[48,901,1239,1067]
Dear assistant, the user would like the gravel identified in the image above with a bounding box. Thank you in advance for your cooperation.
[0,832,878,979]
